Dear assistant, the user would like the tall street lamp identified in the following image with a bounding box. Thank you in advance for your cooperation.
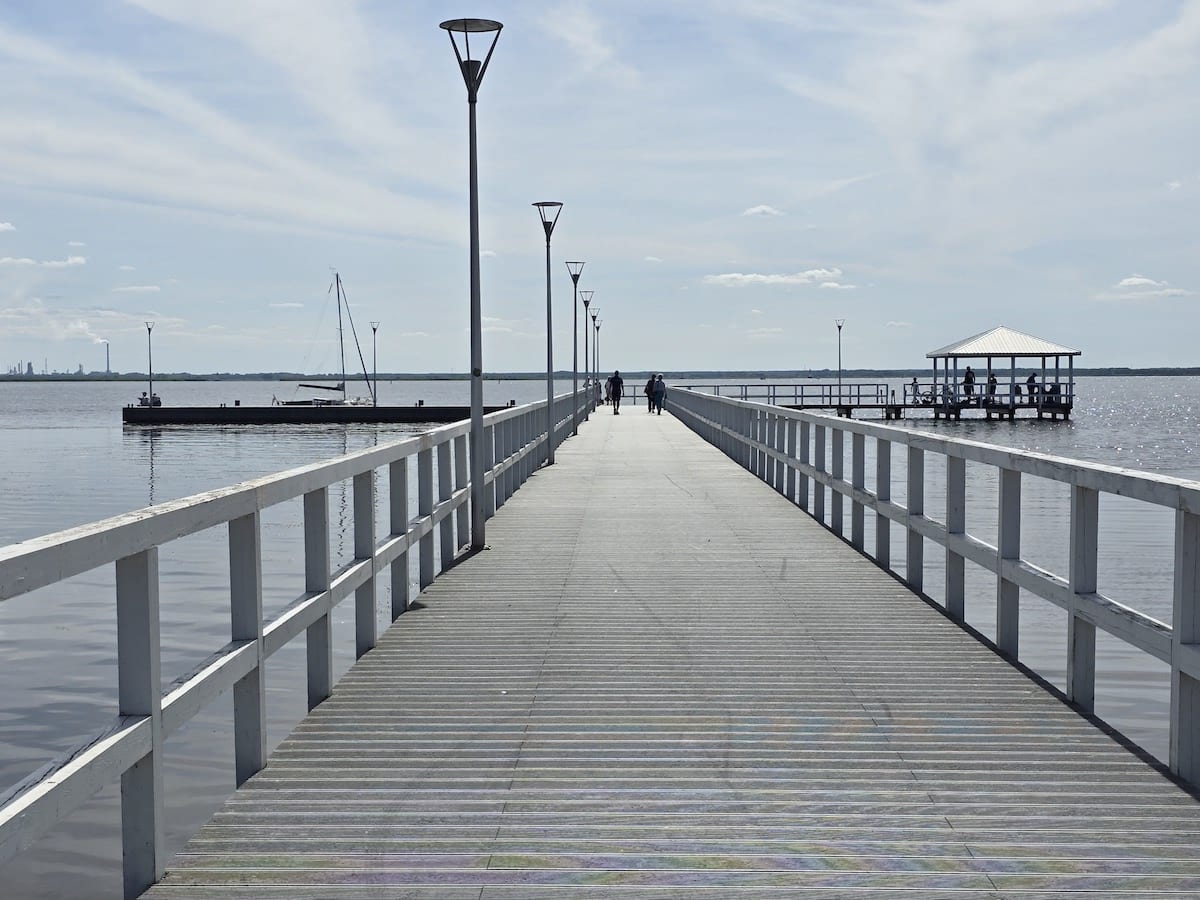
[370,321,380,407]
[580,290,593,414]
[534,201,563,465]
[565,261,584,435]
[835,318,845,403]
[594,316,602,395]
[145,321,154,403]
[440,16,502,551]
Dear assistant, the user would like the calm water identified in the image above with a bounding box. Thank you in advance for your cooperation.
[0,375,1197,898]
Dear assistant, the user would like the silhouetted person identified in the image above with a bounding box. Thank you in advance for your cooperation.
[610,370,624,414]
[652,374,667,414]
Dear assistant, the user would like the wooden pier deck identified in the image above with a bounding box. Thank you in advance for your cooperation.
[144,408,1200,898]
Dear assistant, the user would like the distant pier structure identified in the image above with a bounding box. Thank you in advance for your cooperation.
[920,326,1080,421]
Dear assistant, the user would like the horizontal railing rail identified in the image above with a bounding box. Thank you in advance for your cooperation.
[0,388,590,898]
[682,382,893,406]
[670,387,1200,788]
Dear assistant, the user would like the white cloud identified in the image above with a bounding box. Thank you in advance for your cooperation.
[750,308,763,314]
[269,301,303,308]
[704,268,843,287]
[1117,274,1166,288]
[886,320,912,328]
[747,326,784,338]
[819,281,857,290]
[0,222,14,231]
[481,250,497,258]
[0,255,86,267]
[1095,274,1192,302]
[112,284,161,293]
[741,205,784,217]
[1167,180,1184,191]
[644,255,663,263]
[119,264,136,271]
[400,330,430,338]
[67,240,84,246]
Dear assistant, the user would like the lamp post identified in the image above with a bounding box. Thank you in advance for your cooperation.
[440,16,502,551]
[145,321,154,403]
[370,321,379,407]
[534,202,563,465]
[835,318,845,404]
[594,316,602,396]
[565,261,584,434]
[580,290,593,414]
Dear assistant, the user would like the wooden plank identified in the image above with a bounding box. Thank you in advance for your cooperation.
[145,411,1200,898]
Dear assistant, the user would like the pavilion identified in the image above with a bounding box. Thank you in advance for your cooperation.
[923,326,1081,420]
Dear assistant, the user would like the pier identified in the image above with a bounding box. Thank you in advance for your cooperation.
[3,390,1200,897]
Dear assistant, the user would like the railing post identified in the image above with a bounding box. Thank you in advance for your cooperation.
[1068,485,1098,711]
[389,458,410,619]
[785,419,797,503]
[766,414,777,489]
[996,467,1022,659]
[454,434,469,547]
[1170,509,1200,784]
[116,548,164,899]
[946,455,966,621]
[798,420,810,512]
[304,487,332,709]
[742,407,752,470]
[814,424,826,524]
[875,438,891,567]
[906,446,924,593]
[851,431,865,549]
[437,439,454,571]
[418,446,434,589]
[353,470,376,658]
[228,512,265,786]
[483,424,496,519]
[775,414,787,496]
[831,427,844,536]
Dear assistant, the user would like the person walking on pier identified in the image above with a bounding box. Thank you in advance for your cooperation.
[610,370,624,414]
[644,375,655,411]
[652,374,667,414]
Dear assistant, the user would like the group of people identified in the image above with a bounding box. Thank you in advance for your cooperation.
[910,368,1060,406]
[599,371,667,415]
[959,366,999,401]
[642,373,667,414]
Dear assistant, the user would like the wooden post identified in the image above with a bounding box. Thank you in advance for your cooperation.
[814,424,826,524]
[454,434,469,546]
[875,438,890,568]
[798,420,810,512]
[418,447,434,589]
[1068,485,1098,711]
[907,446,924,593]
[353,470,376,658]
[1171,509,1200,784]
[483,424,496,519]
[303,487,332,709]
[785,419,797,504]
[945,456,966,621]
[996,467,1022,659]
[831,427,844,536]
[389,458,409,619]
[228,512,266,786]
[851,431,865,549]
[437,440,454,571]
[116,548,164,899]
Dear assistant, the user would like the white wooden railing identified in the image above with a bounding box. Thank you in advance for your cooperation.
[0,390,587,899]
[671,388,1200,787]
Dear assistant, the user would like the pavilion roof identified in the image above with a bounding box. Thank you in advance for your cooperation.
[926,326,1081,359]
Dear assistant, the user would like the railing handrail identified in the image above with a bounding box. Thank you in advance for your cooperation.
[670,387,1200,789]
[0,388,590,897]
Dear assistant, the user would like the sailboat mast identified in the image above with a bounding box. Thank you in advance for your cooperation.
[336,272,347,404]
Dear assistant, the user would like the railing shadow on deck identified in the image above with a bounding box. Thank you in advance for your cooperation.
[671,388,1200,790]
[0,391,590,899]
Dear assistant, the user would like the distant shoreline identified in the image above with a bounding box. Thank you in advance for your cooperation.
[3,367,1198,383]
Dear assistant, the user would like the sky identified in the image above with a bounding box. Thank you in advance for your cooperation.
[0,0,1198,376]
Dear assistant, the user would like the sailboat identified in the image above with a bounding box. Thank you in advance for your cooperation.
[277,272,375,407]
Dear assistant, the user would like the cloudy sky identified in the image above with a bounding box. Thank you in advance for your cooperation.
[1,0,1197,375]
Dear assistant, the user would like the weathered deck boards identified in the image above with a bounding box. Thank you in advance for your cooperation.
[143,407,1200,898]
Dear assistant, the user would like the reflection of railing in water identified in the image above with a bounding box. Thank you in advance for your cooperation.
[671,388,1200,789]
[0,390,590,898]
